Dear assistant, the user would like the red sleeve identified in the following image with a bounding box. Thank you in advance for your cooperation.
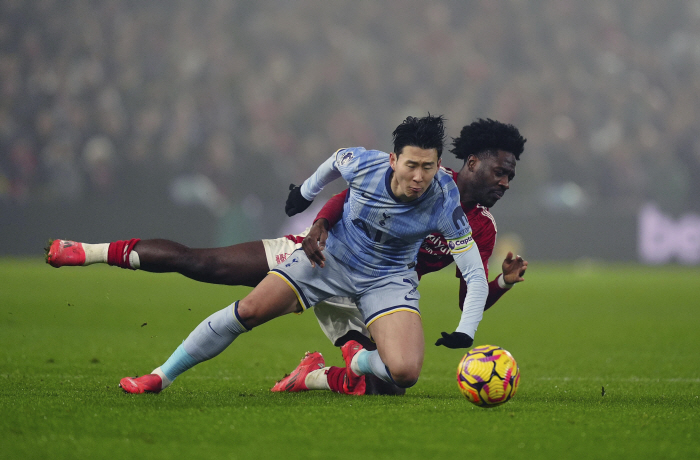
[315,189,348,228]
[456,207,508,311]
[458,274,510,311]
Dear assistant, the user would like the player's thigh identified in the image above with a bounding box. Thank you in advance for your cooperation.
[237,273,302,327]
[191,241,269,286]
[367,310,424,379]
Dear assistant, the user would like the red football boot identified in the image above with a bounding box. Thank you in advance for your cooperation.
[119,374,163,394]
[341,340,366,395]
[271,351,325,392]
[45,239,86,267]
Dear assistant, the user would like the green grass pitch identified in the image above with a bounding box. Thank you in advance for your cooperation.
[1,259,699,459]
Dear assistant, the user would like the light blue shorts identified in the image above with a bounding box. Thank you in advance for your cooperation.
[270,249,421,328]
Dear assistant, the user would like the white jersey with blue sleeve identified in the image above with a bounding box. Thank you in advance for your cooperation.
[300,147,488,338]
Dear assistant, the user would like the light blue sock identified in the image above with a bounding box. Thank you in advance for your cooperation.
[159,301,250,382]
[356,349,393,383]
[160,344,198,382]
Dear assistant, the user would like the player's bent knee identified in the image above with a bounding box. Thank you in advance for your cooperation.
[388,367,421,389]
[235,299,266,327]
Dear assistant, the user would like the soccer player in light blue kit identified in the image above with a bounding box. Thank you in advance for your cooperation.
[119,115,488,394]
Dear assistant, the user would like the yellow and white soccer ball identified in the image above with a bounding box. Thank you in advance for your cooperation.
[457,345,520,407]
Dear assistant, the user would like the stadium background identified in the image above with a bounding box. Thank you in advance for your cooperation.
[1,0,699,264]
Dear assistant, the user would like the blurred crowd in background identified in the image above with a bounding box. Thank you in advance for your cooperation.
[2,0,699,245]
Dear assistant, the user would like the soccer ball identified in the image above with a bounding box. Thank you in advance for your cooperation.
[457,345,520,407]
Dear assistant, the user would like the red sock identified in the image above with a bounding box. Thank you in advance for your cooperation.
[107,239,141,269]
[326,366,346,394]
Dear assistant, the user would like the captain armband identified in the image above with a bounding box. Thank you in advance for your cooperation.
[446,232,474,254]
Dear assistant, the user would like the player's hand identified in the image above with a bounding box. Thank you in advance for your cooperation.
[302,219,329,268]
[285,184,313,216]
[501,251,528,285]
[435,331,473,349]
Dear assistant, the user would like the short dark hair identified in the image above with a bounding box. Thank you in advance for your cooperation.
[392,114,446,158]
[451,118,526,161]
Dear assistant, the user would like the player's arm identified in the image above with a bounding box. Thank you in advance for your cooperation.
[302,189,348,268]
[314,188,347,227]
[286,152,344,216]
[436,235,488,349]
[458,251,528,310]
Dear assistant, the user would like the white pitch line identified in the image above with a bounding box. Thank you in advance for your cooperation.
[532,377,700,383]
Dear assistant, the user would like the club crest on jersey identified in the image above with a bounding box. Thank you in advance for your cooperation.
[447,233,474,254]
[379,212,391,227]
[338,150,354,166]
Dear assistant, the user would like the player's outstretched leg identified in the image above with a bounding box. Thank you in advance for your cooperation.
[45,238,269,286]
[120,301,251,394]
[270,352,325,392]
[46,239,140,269]
[120,273,300,394]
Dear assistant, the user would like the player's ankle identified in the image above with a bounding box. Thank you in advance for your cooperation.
[350,349,367,376]
[82,243,109,265]
[152,367,172,390]
[106,239,141,269]
[305,367,330,390]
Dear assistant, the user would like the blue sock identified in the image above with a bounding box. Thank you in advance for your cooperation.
[160,344,198,382]
[356,349,393,383]
[159,301,250,382]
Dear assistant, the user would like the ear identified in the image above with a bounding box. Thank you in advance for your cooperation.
[466,154,479,172]
[437,158,442,168]
[389,152,397,170]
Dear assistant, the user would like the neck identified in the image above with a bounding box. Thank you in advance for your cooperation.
[457,178,478,208]
[460,197,478,208]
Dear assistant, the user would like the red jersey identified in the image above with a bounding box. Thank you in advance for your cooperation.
[315,167,509,310]
[415,169,496,279]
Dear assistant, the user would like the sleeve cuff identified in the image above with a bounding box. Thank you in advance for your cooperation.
[300,181,315,201]
[497,274,514,290]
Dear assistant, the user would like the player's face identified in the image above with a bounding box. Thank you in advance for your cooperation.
[462,150,516,208]
[389,146,441,202]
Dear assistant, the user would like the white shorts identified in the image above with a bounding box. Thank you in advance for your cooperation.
[261,232,371,344]
[261,229,307,268]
